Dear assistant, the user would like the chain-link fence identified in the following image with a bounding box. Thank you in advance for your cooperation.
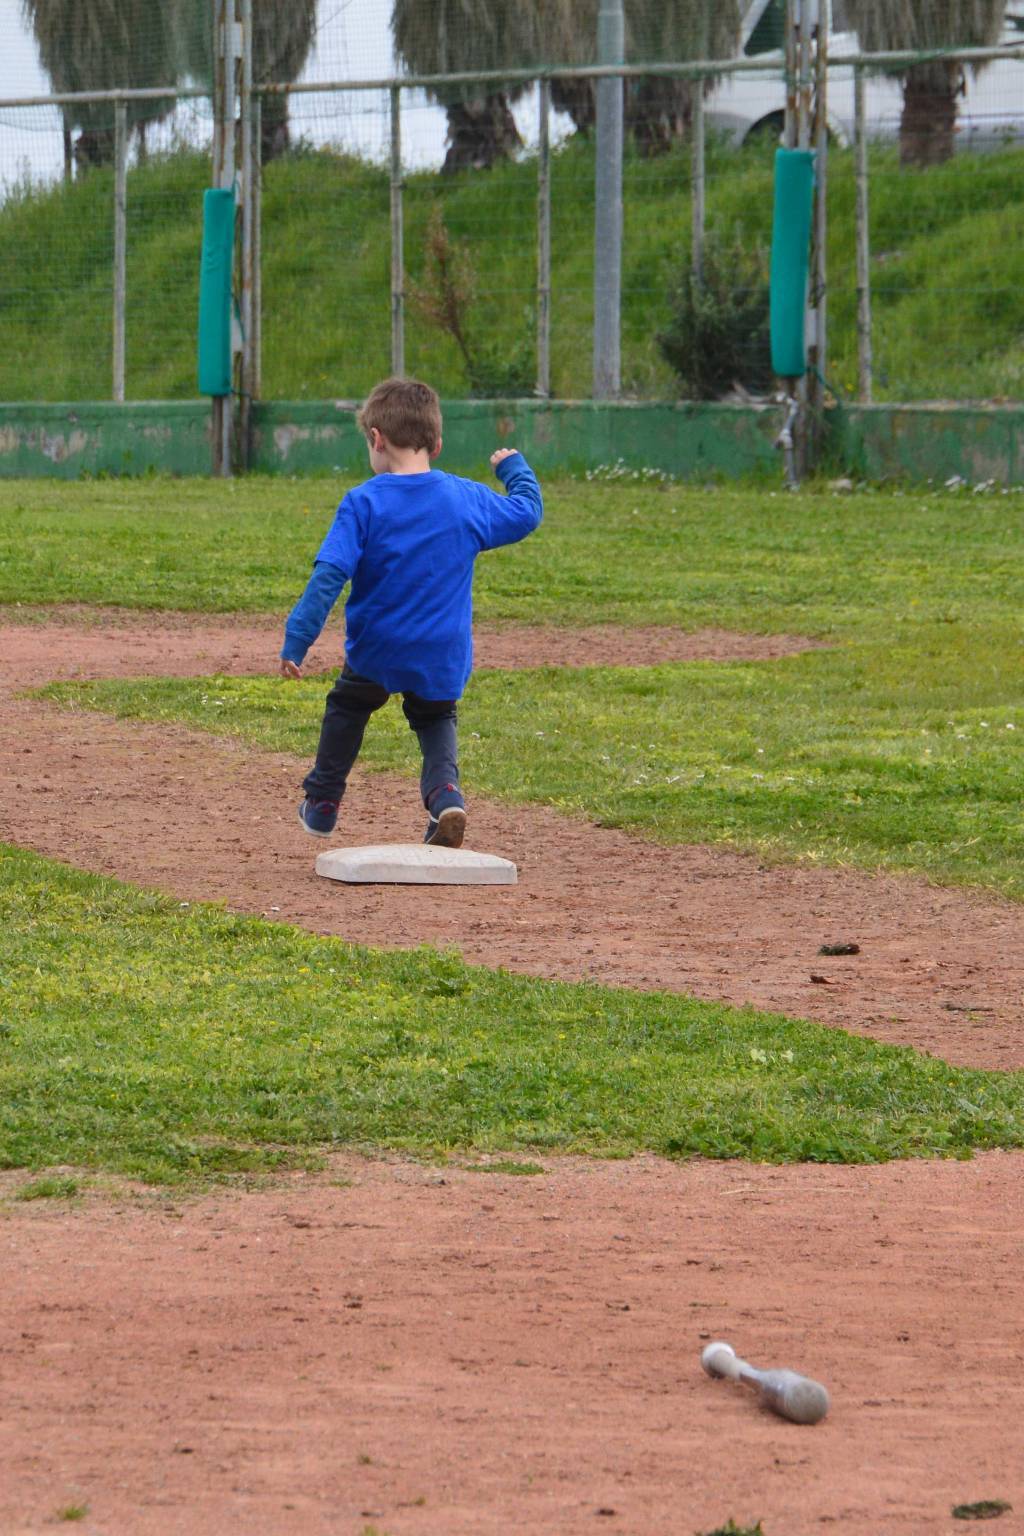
[0,0,1022,409]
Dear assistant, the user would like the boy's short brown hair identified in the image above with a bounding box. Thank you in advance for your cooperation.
[357,377,442,452]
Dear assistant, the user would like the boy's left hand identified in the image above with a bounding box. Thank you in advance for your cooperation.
[490,448,518,468]
[280,658,302,679]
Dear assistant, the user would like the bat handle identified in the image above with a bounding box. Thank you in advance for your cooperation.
[703,1348,764,1389]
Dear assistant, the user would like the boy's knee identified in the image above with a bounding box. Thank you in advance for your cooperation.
[330,671,389,713]
[403,696,457,728]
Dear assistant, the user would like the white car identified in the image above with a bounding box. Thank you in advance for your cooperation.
[706,0,1024,149]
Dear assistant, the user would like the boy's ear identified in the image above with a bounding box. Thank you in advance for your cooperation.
[368,426,384,452]
[429,436,442,460]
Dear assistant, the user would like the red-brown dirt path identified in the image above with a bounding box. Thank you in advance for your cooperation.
[0,604,825,684]
[3,1153,1023,1536]
[3,610,1024,1536]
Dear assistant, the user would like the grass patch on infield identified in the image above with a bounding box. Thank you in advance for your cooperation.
[2,478,1023,633]
[44,622,1024,897]
[2,844,1023,1183]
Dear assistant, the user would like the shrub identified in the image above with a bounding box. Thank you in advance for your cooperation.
[409,204,534,398]
[657,231,773,399]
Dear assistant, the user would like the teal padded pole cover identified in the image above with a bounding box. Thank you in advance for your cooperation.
[770,148,815,379]
[197,187,235,397]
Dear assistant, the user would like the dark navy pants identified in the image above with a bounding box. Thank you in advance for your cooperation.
[303,664,459,809]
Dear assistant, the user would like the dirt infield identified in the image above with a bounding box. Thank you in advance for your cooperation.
[3,609,1024,1536]
[4,1152,1024,1536]
[0,604,826,684]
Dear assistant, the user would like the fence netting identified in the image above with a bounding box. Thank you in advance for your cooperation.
[0,0,1022,408]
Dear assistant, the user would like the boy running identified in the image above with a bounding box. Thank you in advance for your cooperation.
[280,377,543,847]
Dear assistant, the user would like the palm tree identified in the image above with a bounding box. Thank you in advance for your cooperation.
[392,0,553,172]
[22,0,178,169]
[171,0,318,162]
[393,0,741,168]
[549,0,743,156]
[845,0,1008,166]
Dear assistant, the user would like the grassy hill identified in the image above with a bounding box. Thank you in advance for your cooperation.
[0,134,1021,404]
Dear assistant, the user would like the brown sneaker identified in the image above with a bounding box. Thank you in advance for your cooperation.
[424,806,467,848]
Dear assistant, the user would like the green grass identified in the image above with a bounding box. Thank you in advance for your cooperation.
[462,1161,547,1175]
[2,476,1023,630]
[1,137,1022,402]
[13,1174,81,1201]
[3,844,1023,1182]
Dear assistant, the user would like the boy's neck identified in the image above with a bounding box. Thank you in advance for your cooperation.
[376,444,433,475]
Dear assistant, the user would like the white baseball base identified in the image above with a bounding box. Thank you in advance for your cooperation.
[316,844,518,886]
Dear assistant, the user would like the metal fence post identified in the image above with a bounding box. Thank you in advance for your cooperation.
[807,0,829,448]
[112,99,127,403]
[252,94,262,405]
[211,0,239,477]
[536,77,551,399]
[854,65,873,403]
[593,0,624,400]
[691,71,705,284]
[239,0,255,468]
[390,85,405,378]
[784,0,801,147]
[781,0,823,484]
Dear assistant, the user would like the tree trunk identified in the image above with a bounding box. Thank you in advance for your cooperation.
[74,126,115,171]
[630,78,693,156]
[899,61,961,168]
[552,77,699,155]
[261,92,291,162]
[551,78,595,134]
[442,96,522,174]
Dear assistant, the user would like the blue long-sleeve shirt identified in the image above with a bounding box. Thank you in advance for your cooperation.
[282,451,542,699]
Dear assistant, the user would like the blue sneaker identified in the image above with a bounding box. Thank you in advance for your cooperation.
[298,797,339,838]
[424,785,466,848]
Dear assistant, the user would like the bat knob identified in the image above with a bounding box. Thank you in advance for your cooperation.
[701,1340,739,1379]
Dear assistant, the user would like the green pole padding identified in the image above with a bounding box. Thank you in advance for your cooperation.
[197,187,235,397]
[770,148,815,379]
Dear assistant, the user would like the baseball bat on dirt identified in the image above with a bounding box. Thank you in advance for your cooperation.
[700,1340,830,1425]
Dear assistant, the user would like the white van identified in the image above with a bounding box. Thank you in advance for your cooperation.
[706,0,1024,149]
